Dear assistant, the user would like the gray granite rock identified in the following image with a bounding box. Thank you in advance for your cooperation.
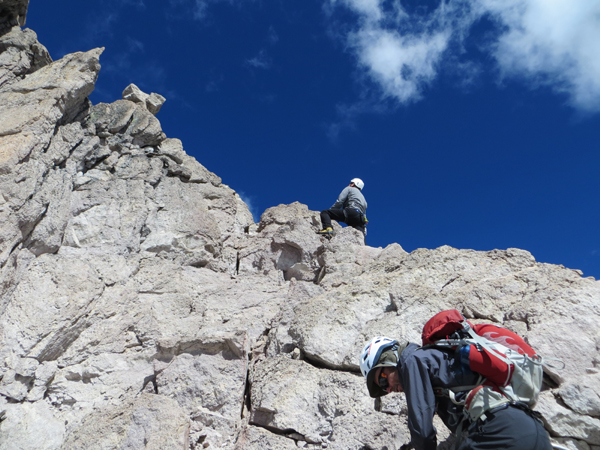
[122,83,166,115]
[0,3,599,449]
[0,26,51,89]
[0,0,29,32]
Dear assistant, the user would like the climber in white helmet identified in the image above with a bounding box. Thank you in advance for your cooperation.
[359,336,553,450]
[317,178,367,237]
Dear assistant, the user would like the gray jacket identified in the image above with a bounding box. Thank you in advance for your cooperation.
[331,186,367,214]
[397,343,479,450]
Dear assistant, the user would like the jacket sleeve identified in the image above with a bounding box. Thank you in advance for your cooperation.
[331,187,349,209]
[401,355,438,450]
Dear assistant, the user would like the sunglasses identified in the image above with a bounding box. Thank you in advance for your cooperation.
[378,370,390,390]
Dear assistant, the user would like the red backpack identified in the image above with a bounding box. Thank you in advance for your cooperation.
[421,309,547,422]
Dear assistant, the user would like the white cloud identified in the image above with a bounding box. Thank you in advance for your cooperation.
[193,0,210,20]
[329,0,600,113]
[483,0,600,111]
[349,27,451,102]
[246,50,272,69]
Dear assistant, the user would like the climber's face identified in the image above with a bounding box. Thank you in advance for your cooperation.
[375,367,403,394]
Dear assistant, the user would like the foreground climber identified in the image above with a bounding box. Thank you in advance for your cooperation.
[359,336,553,450]
[317,178,367,236]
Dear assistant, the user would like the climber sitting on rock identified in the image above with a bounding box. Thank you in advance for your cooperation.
[359,336,553,450]
[317,178,367,237]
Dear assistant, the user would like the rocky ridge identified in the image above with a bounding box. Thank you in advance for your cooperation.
[1,2,599,449]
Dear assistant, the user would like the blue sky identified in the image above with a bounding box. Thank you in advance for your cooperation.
[27,0,600,278]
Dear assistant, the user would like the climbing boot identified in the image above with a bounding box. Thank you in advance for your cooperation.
[317,227,333,235]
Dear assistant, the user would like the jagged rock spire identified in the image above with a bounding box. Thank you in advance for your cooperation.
[0,0,29,32]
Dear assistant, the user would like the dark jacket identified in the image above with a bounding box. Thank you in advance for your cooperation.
[396,343,552,450]
[397,343,479,450]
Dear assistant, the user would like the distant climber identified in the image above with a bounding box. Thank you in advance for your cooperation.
[359,336,553,450]
[317,178,367,237]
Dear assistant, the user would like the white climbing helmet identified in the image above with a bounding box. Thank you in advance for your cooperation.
[360,336,403,398]
[359,336,398,379]
[350,178,364,190]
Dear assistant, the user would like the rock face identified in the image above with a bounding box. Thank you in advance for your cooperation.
[1,3,600,450]
[0,0,28,32]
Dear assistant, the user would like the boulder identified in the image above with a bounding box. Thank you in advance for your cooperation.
[122,83,166,115]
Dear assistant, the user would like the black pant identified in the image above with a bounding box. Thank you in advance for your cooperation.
[458,405,552,450]
[320,208,365,235]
